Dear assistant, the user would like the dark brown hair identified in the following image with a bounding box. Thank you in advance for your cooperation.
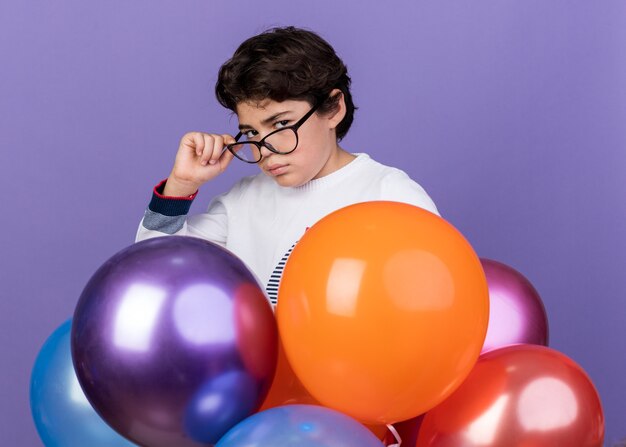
[215,26,356,141]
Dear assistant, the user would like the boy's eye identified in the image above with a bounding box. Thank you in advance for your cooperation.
[275,120,290,129]
[243,130,258,139]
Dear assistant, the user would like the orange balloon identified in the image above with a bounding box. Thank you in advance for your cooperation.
[276,201,489,424]
[259,338,318,411]
[259,336,389,440]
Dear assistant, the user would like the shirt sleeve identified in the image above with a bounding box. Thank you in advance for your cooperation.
[380,169,441,216]
[135,179,228,247]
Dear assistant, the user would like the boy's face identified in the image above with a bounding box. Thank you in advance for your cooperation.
[235,98,342,187]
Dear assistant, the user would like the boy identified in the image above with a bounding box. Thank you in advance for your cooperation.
[136,26,439,305]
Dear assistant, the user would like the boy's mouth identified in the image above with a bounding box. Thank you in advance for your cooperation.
[266,164,288,176]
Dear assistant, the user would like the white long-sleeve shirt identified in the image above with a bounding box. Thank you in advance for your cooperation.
[137,153,439,305]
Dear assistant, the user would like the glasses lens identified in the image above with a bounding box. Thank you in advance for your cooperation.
[229,143,261,162]
[264,128,298,154]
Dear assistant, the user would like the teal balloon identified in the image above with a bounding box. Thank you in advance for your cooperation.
[30,319,138,447]
[216,404,385,447]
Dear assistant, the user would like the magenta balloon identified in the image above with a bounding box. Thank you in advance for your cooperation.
[480,258,548,353]
[72,236,278,447]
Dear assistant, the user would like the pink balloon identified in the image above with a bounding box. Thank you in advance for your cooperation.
[416,345,605,447]
[480,258,548,353]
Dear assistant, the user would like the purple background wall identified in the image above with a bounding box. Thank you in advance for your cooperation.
[2,1,625,444]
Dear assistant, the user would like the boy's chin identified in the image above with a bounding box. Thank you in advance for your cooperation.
[268,173,305,188]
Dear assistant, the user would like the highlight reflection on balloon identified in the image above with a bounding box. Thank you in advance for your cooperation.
[480,258,548,353]
[277,201,489,424]
[416,345,604,447]
[30,319,138,447]
[72,236,278,447]
[216,405,385,447]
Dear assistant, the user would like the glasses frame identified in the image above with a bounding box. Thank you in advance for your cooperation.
[227,100,323,164]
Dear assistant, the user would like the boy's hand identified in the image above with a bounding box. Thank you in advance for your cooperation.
[164,132,237,197]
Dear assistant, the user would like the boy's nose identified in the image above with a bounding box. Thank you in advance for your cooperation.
[259,144,274,158]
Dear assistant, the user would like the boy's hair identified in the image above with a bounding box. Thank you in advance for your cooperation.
[215,26,356,141]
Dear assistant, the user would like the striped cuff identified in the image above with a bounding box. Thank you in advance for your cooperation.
[148,179,198,216]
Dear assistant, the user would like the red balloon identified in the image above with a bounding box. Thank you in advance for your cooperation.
[388,415,424,446]
[416,345,604,447]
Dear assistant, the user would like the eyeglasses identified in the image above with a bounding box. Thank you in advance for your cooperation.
[226,100,322,163]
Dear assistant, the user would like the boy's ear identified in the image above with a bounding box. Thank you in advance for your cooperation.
[326,88,346,130]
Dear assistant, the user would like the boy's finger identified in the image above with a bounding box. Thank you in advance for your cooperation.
[190,132,204,157]
[219,145,236,168]
[209,135,224,165]
[200,134,215,165]
[221,134,237,146]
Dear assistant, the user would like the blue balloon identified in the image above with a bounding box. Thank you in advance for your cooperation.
[30,319,138,447]
[184,371,258,444]
[216,404,385,447]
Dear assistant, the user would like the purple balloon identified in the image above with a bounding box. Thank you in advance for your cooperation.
[480,258,549,353]
[72,236,278,447]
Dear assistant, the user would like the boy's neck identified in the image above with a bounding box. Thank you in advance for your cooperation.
[313,146,356,180]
